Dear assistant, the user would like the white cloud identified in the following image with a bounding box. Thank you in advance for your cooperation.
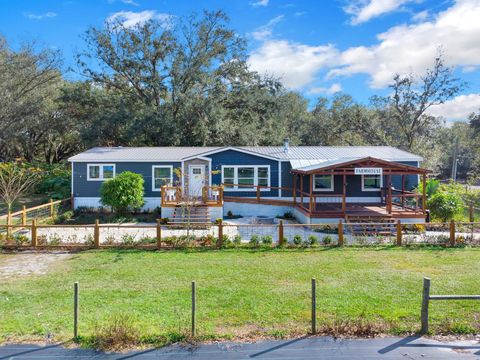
[248,40,339,89]
[251,15,284,41]
[251,0,269,7]
[426,93,480,121]
[344,0,415,25]
[330,0,480,88]
[24,12,57,20]
[308,83,343,95]
[412,9,429,22]
[107,10,171,28]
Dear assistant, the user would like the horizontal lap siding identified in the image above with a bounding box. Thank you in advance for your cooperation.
[207,150,280,197]
[72,161,181,198]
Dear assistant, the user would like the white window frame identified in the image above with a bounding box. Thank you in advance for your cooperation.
[221,165,271,191]
[313,174,334,192]
[87,164,116,181]
[361,174,383,192]
[152,165,174,191]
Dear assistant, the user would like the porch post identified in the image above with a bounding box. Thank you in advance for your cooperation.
[300,174,304,208]
[309,174,314,213]
[342,174,346,214]
[401,175,405,208]
[293,173,297,204]
[422,173,426,215]
[387,174,392,214]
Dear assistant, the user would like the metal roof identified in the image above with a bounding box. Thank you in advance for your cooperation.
[68,146,423,162]
[290,158,360,172]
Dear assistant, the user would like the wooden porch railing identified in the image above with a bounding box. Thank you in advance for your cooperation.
[382,188,424,214]
[161,185,223,207]
[294,189,346,214]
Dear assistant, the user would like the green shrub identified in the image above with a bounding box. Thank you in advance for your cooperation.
[428,191,464,222]
[121,234,135,245]
[159,218,169,225]
[100,171,145,213]
[308,235,318,245]
[14,234,30,246]
[35,163,71,199]
[293,234,302,245]
[233,234,242,245]
[250,235,260,247]
[282,211,294,219]
[322,235,332,245]
[227,210,234,218]
[261,235,273,245]
[201,234,215,246]
[222,234,231,246]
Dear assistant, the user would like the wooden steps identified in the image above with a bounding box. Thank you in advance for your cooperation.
[169,206,211,224]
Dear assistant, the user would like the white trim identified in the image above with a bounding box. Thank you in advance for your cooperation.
[313,174,334,191]
[361,174,383,192]
[152,165,174,191]
[71,161,74,196]
[182,146,279,161]
[87,164,116,181]
[221,165,271,191]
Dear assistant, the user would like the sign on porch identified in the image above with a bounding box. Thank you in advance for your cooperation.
[354,167,383,175]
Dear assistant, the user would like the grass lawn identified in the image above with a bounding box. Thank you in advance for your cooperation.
[0,247,479,348]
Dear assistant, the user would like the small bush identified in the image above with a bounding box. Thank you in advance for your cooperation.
[233,234,242,245]
[121,234,135,246]
[293,234,302,245]
[227,210,233,218]
[91,313,140,351]
[14,234,30,246]
[159,218,169,225]
[250,235,260,247]
[84,234,94,246]
[261,235,273,245]
[308,234,318,246]
[283,211,294,219]
[427,191,464,222]
[222,234,232,246]
[322,235,332,245]
[48,234,62,245]
[201,234,215,246]
[100,171,145,213]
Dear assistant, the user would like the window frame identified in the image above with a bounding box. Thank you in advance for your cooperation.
[313,174,334,192]
[361,174,383,192]
[87,164,116,181]
[152,165,174,191]
[221,165,271,191]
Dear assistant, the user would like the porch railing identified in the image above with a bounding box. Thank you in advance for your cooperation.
[161,185,223,207]
[382,188,424,214]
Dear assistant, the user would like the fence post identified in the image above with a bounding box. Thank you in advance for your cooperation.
[449,219,456,247]
[311,278,316,334]
[338,220,344,246]
[217,219,223,248]
[396,220,402,246]
[22,206,27,225]
[469,202,474,223]
[278,220,284,247]
[421,277,430,334]
[191,280,196,337]
[74,282,79,339]
[94,219,100,248]
[31,219,37,247]
[156,219,162,249]
[6,210,11,238]
[49,198,54,218]
[70,193,75,211]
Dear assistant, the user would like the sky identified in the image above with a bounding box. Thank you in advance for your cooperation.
[1,0,480,122]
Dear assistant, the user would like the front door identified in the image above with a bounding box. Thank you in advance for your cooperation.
[188,165,206,197]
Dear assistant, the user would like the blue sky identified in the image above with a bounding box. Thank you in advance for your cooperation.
[2,0,480,121]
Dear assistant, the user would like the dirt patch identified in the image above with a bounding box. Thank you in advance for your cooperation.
[0,252,71,280]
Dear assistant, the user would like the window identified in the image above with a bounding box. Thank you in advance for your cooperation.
[221,165,270,190]
[313,174,333,191]
[87,164,115,181]
[362,174,382,191]
[152,166,173,190]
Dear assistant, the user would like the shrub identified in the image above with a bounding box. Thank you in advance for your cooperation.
[322,235,332,245]
[121,234,135,245]
[48,234,62,246]
[34,163,71,199]
[91,313,140,350]
[261,235,273,245]
[293,234,302,245]
[222,234,232,246]
[14,234,30,246]
[100,171,145,213]
[308,235,318,246]
[226,210,234,218]
[283,211,294,219]
[201,234,215,246]
[428,191,464,222]
[55,210,74,224]
[233,234,242,245]
[250,235,260,247]
[159,218,169,225]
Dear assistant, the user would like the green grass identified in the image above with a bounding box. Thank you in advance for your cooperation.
[0,247,479,348]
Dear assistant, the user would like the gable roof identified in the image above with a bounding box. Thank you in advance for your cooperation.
[68,146,423,162]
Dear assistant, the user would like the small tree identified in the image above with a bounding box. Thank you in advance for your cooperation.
[427,192,463,222]
[100,171,144,213]
[0,161,42,212]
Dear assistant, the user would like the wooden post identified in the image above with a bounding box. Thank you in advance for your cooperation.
[256,186,260,202]
[22,206,27,225]
[311,278,316,334]
[338,220,344,246]
[293,174,297,204]
[278,220,284,246]
[309,174,314,213]
[191,281,196,337]
[31,219,37,247]
[49,198,54,218]
[401,175,405,208]
[449,219,456,247]
[469,202,474,223]
[396,220,402,246]
[219,185,224,204]
[342,174,346,213]
[6,210,11,238]
[421,277,431,334]
[74,282,79,339]
[70,193,75,211]
[422,174,427,215]
[156,219,162,249]
[300,175,304,208]
[387,175,392,214]
[94,219,100,248]
[217,219,223,248]
[161,186,165,206]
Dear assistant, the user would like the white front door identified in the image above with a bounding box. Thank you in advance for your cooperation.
[188,165,206,197]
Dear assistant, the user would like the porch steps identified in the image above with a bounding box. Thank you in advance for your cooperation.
[345,214,396,236]
[169,206,212,225]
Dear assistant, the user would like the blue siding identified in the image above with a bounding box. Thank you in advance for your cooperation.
[72,161,181,198]
[207,150,280,197]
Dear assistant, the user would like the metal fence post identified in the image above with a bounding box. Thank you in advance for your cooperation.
[31,219,37,247]
[311,278,316,334]
[421,277,430,334]
[278,220,284,246]
[156,219,162,249]
[217,219,223,248]
[338,221,344,246]
[94,219,100,248]
[74,282,79,339]
[191,281,196,337]
[396,220,402,246]
[449,219,456,247]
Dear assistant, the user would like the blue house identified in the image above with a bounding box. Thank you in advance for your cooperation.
[68,141,428,223]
